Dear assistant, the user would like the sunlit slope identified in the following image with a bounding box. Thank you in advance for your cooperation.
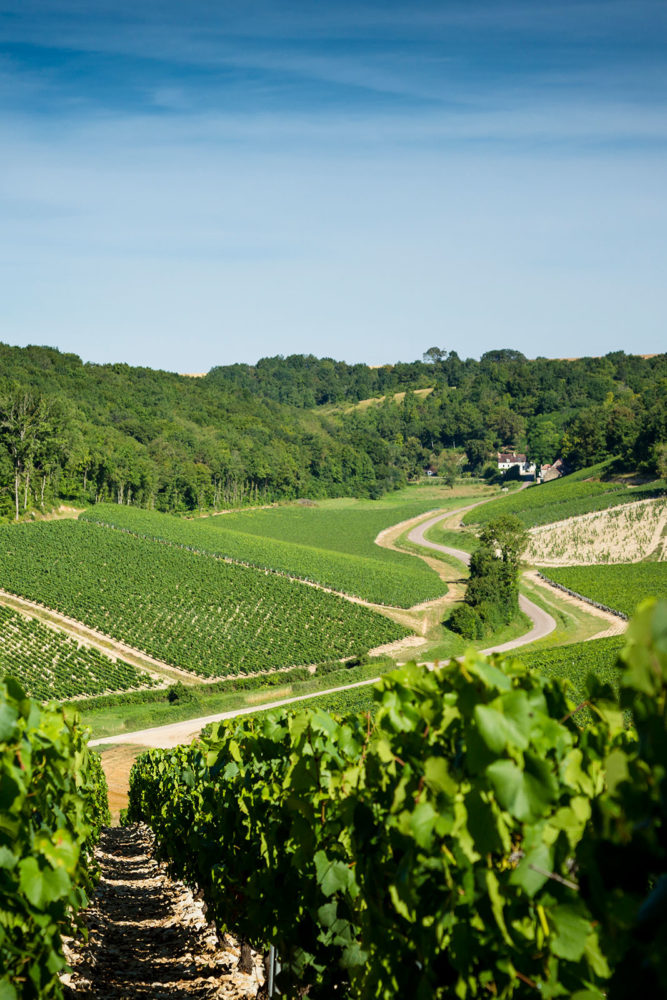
[0,522,408,677]
[81,498,451,607]
[542,564,666,618]
[0,603,157,701]
[526,498,666,565]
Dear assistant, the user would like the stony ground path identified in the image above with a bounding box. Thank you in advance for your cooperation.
[406,507,558,652]
[62,824,263,999]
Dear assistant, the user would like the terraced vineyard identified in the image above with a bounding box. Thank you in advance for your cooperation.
[0,604,157,701]
[543,563,666,618]
[463,463,665,529]
[81,497,454,607]
[0,521,408,677]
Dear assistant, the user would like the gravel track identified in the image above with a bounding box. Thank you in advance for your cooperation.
[406,506,558,655]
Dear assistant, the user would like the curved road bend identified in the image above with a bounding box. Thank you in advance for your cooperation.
[407,506,556,655]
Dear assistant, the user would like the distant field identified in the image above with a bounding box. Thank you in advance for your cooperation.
[297,683,378,717]
[463,463,665,529]
[274,635,628,724]
[0,522,408,678]
[80,491,477,607]
[319,386,435,414]
[0,604,157,701]
[542,564,666,618]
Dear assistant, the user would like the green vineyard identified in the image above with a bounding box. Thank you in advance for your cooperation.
[543,563,666,618]
[127,603,667,998]
[81,497,449,608]
[517,635,625,714]
[302,681,378,716]
[0,678,110,998]
[0,521,408,677]
[0,605,158,702]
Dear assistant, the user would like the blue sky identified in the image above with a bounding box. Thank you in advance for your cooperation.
[1,1,665,370]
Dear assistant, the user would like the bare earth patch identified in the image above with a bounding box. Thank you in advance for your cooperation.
[369,633,429,659]
[527,498,667,566]
[98,745,147,823]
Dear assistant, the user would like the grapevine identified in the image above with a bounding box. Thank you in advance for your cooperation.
[0,678,110,999]
[0,604,157,701]
[542,563,666,618]
[0,521,408,677]
[80,500,446,608]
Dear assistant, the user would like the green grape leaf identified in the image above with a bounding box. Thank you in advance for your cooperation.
[0,702,19,742]
[0,978,18,1000]
[550,905,591,961]
[486,758,555,822]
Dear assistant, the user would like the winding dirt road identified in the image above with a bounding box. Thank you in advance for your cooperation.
[407,507,557,655]
[89,677,381,750]
[94,500,557,754]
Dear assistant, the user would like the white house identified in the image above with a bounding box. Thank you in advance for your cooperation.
[497,452,536,478]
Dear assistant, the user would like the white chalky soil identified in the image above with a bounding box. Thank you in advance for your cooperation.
[527,498,667,566]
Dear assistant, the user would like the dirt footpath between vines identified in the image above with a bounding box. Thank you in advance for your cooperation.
[62,824,264,999]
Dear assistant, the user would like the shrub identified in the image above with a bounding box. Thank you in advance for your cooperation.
[448,603,483,639]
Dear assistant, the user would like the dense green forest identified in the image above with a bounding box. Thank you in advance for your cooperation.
[0,343,664,517]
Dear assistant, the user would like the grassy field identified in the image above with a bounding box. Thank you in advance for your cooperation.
[81,484,491,607]
[462,461,665,529]
[423,524,479,554]
[542,564,666,618]
[0,521,408,678]
[0,604,157,701]
[83,660,389,739]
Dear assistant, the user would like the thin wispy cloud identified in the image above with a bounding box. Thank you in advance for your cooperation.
[0,1,665,367]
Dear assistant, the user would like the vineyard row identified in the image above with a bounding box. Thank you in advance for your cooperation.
[128,601,667,999]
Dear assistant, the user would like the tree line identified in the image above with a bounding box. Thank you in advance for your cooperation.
[0,343,664,519]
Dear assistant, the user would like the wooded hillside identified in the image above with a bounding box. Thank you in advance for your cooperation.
[0,343,664,517]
